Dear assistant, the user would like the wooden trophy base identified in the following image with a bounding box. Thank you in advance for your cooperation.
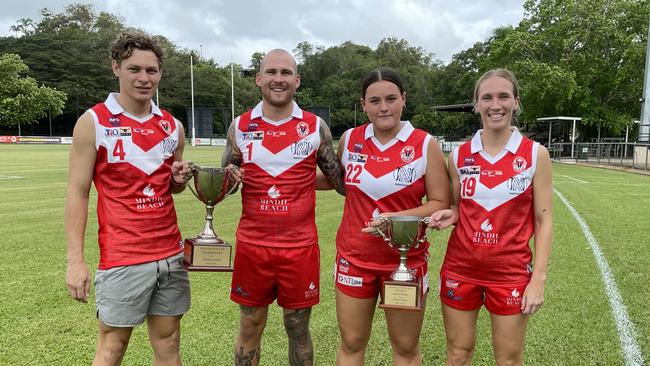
[379,277,422,311]
[183,238,233,272]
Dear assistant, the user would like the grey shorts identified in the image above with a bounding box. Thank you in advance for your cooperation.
[94,252,191,327]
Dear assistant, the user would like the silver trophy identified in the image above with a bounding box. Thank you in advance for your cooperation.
[183,165,239,271]
[376,215,431,309]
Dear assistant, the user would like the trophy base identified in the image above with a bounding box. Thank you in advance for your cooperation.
[183,238,233,272]
[379,278,422,311]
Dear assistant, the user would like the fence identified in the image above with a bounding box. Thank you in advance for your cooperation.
[548,142,650,171]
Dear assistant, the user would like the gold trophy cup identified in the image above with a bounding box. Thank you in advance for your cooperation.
[183,165,238,271]
[376,215,431,310]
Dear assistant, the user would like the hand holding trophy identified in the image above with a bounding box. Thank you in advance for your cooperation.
[183,164,239,271]
[375,215,432,310]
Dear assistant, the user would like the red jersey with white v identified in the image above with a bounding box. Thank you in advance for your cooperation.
[235,110,320,247]
[336,124,430,271]
[442,137,538,284]
[90,103,182,269]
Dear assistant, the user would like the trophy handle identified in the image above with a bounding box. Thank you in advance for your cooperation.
[186,173,202,201]
[374,216,393,248]
[224,172,240,196]
[415,217,434,248]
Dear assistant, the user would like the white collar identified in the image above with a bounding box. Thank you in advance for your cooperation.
[250,100,303,122]
[364,120,414,142]
[470,128,522,154]
[104,93,162,116]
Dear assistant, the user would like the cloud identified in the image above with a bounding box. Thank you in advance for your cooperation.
[0,0,525,66]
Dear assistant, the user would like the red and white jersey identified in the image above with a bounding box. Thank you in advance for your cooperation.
[90,93,183,269]
[234,101,321,248]
[442,129,539,284]
[336,122,432,271]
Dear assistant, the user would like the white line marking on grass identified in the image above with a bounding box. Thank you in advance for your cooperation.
[555,189,644,366]
[558,175,588,183]
[0,175,23,179]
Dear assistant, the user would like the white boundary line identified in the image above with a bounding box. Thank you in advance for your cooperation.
[558,174,588,183]
[555,189,644,365]
[0,175,23,179]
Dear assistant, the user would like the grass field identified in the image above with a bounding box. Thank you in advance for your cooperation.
[0,144,649,365]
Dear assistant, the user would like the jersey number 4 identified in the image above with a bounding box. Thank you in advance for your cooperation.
[461,176,476,197]
[112,139,126,160]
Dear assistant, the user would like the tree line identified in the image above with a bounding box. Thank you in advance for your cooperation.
[0,1,648,140]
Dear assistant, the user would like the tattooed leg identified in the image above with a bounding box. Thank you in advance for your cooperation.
[283,307,314,366]
[234,305,268,366]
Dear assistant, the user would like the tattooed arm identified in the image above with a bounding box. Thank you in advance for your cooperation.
[222,120,243,168]
[222,120,244,189]
[315,120,345,196]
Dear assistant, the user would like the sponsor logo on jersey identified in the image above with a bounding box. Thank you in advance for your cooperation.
[463,157,475,166]
[472,219,500,246]
[143,184,155,197]
[159,120,171,134]
[338,257,350,273]
[393,165,417,186]
[370,155,390,162]
[104,128,120,137]
[267,130,286,137]
[133,128,155,135]
[353,143,363,153]
[242,131,264,141]
[512,156,527,173]
[109,116,121,126]
[291,140,313,159]
[459,166,480,175]
[400,145,415,163]
[160,137,177,156]
[480,219,493,232]
[337,273,363,287]
[103,127,131,137]
[505,288,522,307]
[507,175,528,195]
[347,153,367,163]
[296,121,309,138]
[259,185,289,215]
[268,185,281,198]
[481,169,503,177]
[246,122,259,131]
[304,281,318,298]
[135,193,165,212]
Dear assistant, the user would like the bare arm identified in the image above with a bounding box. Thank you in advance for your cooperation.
[428,151,460,230]
[316,121,345,196]
[522,145,553,314]
[64,113,96,303]
[170,122,192,194]
[221,120,243,168]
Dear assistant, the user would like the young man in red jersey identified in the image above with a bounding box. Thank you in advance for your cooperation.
[222,49,344,366]
[65,32,193,366]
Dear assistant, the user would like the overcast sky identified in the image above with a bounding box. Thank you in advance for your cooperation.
[1,0,526,67]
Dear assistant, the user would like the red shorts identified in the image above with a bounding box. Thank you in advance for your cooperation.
[334,253,429,302]
[230,242,320,309]
[439,272,530,315]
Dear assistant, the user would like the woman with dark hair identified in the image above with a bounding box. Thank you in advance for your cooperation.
[429,68,553,366]
[323,67,450,365]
